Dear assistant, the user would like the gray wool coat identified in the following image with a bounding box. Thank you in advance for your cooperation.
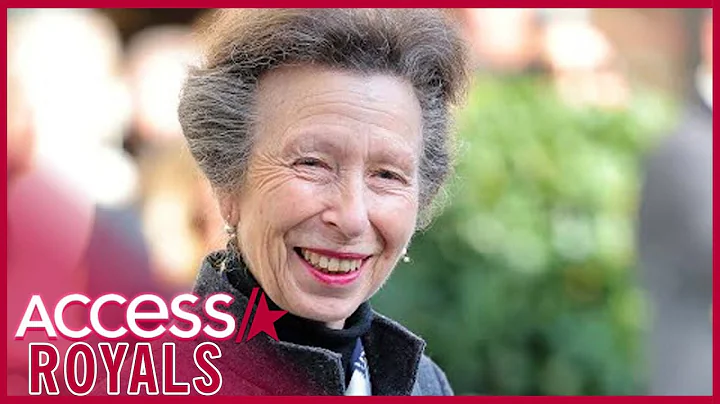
[92,254,453,396]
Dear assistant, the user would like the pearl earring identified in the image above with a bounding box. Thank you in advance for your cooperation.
[224,218,239,252]
[224,215,237,238]
[222,219,239,272]
[402,248,411,263]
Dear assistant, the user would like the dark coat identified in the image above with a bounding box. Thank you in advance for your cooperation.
[92,254,453,396]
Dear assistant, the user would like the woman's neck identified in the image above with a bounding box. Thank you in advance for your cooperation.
[326,319,346,330]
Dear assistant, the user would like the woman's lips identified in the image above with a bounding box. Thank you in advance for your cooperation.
[298,247,370,260]
[293,247,369,286]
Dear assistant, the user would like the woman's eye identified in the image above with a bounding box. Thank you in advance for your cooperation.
[375,169,406,183]
[294,157,329,169]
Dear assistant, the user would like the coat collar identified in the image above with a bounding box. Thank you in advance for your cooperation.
[194,251,426,395]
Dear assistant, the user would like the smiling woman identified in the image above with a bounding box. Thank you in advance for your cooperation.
[172,8,469,396]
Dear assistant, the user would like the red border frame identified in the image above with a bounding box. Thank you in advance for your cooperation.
[3,4,716,402]
[1,2,716,7]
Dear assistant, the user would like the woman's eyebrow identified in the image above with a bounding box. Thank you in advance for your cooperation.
[373,147,417,174]
[280,129,418,172]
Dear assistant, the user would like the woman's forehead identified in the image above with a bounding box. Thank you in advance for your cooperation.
[257,66,420,115]
[253,66,423,153]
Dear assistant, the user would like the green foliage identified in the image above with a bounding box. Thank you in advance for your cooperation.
[372,75,676,395]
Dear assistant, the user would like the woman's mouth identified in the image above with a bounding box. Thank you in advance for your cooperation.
[294,247,366,274]
[294,247,370,284]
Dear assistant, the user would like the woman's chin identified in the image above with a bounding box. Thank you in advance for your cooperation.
[280,251,370,325]
[291,294,362,327]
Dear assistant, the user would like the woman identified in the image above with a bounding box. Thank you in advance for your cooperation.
[183,8,468,396]
[96,8,468,396]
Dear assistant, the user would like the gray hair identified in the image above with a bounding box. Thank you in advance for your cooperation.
[178,8,469,228]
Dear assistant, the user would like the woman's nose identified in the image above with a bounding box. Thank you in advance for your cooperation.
[321,179,370,240]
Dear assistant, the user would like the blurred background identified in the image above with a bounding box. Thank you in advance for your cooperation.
[6,8,712,396]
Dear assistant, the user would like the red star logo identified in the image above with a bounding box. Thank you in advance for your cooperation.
[245,292,287,342]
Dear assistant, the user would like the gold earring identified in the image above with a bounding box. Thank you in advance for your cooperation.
[402,247,411,263]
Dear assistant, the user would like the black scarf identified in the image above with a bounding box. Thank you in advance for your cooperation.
[222,250,373,385]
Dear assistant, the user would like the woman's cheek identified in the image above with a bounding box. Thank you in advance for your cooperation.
[265,178,329,225]
[370,193,418,247]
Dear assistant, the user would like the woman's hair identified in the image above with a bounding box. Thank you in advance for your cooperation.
[179,8,469,228]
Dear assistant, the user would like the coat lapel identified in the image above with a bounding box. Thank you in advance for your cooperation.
[362,313,426,395]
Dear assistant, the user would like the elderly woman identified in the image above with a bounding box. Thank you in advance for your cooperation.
[158,8,467,396]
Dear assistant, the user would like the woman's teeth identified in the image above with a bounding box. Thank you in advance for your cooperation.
[299,249,362,274]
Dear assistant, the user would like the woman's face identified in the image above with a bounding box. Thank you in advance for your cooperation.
[229,66,422,328]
